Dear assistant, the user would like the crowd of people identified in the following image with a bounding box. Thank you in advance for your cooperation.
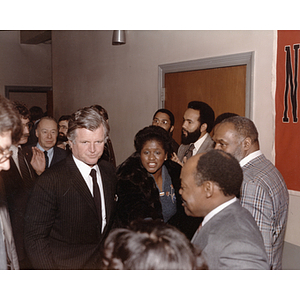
[0,94,289,270]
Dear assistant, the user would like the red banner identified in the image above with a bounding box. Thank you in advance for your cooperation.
[275,30,300,191]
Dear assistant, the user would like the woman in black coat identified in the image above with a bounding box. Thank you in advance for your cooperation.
[115,126,202,239]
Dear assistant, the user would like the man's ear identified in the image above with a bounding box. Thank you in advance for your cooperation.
[204,181,214,198]
[242,137,252,151]
[200,123,207,133]
[169,125,174,133]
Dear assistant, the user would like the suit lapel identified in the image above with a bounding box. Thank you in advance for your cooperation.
[66,156,99,220]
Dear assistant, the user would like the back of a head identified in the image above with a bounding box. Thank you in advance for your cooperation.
[213,112,238,128]
[0,95,23,144]
[90,104,109,121]
[153,108,175,126]
[220,115,259,144]
[102,220,207,270]
[196,149,243,197]
[188,101,215,133]
[67,106,109,143]
[13,101,30,120]
[29,106,44,122]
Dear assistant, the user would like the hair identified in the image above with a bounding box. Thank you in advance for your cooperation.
[102,220,207,270]
[36,116,58,130]
[213,112,239,128]
[67,106,109,143]
[134,125,173,158]
[187,101,215,133]
[12,101,30,120]
[0,95,23,145]
[58,114,72,123]
[90,104,109,121]
[195,149,243,197]
[220,116,259,144]
[29,106,44,122]
[153,108,175,127]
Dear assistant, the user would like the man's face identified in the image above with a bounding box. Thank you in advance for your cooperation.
[0,130,12,172]
[152,112,173,133]
[181,108,202,145]
[179,155,207,217]
[58,120,69,137]
[213,122,244,161]
[36,119,58,151]
[69,126,105,167]
[18,117,31,145]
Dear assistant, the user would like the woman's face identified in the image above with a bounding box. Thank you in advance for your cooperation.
[140,140,167,174]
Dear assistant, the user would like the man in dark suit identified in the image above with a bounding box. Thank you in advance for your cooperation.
[1,102,36,269]
[23,116,67,176]
[172,101,215,166]
[179,150,269,269]
[24,106,117,269]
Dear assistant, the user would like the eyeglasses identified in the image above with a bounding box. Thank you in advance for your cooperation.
[0,148,13,163]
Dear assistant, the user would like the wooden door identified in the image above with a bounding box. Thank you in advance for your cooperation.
[165,65,246,144]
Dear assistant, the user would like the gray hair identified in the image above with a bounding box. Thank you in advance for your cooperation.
[67,106,109,143]
[220,116,259,144]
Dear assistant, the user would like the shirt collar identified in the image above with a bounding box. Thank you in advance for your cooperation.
[72,155,99,178]
[239,150,263,167]
[36,142,54,155]
[193,132,208,153]
[202,197,237,227]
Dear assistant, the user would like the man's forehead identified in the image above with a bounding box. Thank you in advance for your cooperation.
[154,112,170,121]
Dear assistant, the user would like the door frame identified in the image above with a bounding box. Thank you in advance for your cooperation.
[5,85,53,116]
[158,51,254,119]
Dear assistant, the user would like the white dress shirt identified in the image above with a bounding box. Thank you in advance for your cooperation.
[72,155,106,233]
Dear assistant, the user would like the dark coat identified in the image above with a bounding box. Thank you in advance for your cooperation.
[115,153,202,239]
[24,155,117,270]
[1,154,36,269]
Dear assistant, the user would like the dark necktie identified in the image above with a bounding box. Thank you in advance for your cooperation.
[184,143,195,160]
[90,169,102,226]
[44,151,49,169]
[18,147,32,189]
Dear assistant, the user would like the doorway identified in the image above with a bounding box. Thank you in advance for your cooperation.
[158,52,254,144]
[5,86,53,117]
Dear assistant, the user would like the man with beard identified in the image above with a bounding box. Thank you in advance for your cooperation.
[172,101,215,166]
[57,115,72,152]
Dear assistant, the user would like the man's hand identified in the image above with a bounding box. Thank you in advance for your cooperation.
[171,152,184,167]
[30,147,46,175]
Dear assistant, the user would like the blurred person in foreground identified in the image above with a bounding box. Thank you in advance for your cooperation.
[1,102,36,269]
[0,95,23,270]
[102,219,207,270]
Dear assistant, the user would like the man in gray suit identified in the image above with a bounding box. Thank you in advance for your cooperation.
[213,116,289,270]
[172,101,215,166]
[179,150,269,269]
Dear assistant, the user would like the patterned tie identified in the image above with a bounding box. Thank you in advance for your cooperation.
[18,147,33,189]
[90,169,102,226]
[184,143,195,160]
[44,151,49,169]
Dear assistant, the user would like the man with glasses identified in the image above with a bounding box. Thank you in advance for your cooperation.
[0,95,23,270]
[1,102,36,269]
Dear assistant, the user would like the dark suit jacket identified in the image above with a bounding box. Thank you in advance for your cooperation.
[23,145,68,173]
[191,201,269,270]
[24,155,117,270]
[1,154,35,268]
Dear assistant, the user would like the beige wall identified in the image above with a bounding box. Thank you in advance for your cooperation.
[52,30,276,164]
[0,31,52,95]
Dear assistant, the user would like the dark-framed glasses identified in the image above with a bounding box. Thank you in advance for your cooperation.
[0,148,13,163]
